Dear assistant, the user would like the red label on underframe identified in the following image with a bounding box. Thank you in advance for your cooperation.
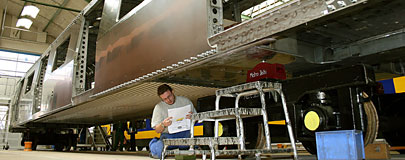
[247,63,286,82]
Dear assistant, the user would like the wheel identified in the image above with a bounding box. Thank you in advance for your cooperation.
[362,92,379,146]
[301,92,379,154]
[239,122,265,159]
[244,121,265,149]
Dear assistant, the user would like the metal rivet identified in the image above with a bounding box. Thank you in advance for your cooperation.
[327,5,336,11]
[337,1,346,7]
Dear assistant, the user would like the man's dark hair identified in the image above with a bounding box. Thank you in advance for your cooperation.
[157,84,172,96]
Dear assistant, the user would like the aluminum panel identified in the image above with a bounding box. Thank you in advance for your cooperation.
[94,0,211,94]
[98,0,120,38]
[41,20,82,112]
[14,63,40,124]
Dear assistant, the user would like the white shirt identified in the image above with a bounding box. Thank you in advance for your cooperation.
[151,96,196,133]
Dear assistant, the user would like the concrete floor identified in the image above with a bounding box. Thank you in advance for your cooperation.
[0,149,404,160]
[0,150,311,160]
[0,150,154,160]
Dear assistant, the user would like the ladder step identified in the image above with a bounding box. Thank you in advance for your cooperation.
[216,148,293,155]
[192,108,262,120]
[164,137,241,146]
[216,81,281,96]
[166,148,294,156]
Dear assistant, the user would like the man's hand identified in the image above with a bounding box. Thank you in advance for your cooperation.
[186,111,193,119]
[162,117,173,127]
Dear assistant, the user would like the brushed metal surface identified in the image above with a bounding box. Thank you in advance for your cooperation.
[82,0,102,16]
[10,55,46,125]
[34,82,217,124]
[98,0,120,38]
[41,20,82,112]
[94,0,211,94]
[13,60,41,124]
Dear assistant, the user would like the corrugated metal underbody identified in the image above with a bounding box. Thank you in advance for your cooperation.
[30,82,217,125]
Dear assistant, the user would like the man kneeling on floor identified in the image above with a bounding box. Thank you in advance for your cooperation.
[149,84,196,159]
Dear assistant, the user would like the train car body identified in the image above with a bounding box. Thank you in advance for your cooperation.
[7,0,405,153]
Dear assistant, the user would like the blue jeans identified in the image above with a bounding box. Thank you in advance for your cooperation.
[149,130,190,159]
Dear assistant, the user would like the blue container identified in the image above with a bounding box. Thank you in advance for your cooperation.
[316,130,365,160]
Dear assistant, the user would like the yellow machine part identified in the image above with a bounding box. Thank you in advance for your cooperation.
[268,120,286,125]
[304,111,320,131]
[393,76,405,93]
[115,120,285,140]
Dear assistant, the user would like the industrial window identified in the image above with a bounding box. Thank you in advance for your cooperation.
[52,36,70,71]
[119,0,145,20]
[25,72,34,93]
[0,50,39,77]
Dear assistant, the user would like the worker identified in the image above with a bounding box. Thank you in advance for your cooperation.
[112,121,128,151]
[149,84,196,159]
[128,121,137,151]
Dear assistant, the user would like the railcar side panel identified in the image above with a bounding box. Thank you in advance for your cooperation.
[94,0,212,93]
[41,19,83,112]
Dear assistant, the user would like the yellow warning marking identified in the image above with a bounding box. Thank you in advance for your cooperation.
[134,125,204,140]
[194,125,204,136]
[135,130,161,139]
[393,76,405,93]
[267,120,286,125]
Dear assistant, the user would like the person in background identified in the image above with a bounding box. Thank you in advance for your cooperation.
[112,121,128,151]
[128,121,137,151]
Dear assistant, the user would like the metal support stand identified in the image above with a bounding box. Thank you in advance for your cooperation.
[279,91,298,159]
[162,81,298,160]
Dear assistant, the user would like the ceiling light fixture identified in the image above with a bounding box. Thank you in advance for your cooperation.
[21,5,40,18]
[16,18,33,29]
[16,5,39,29]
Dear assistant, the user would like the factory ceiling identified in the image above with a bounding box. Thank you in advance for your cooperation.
[0,0,267,52]
[1,0,89,43]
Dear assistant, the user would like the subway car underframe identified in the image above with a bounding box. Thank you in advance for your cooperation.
[16,65,405,153]
[197,64,403,154]
[8,0,405,153]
